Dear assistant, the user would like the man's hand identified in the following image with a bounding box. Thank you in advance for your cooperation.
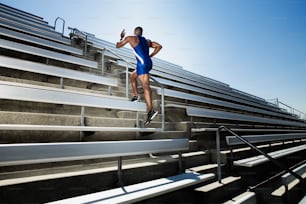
[120,29,125,41]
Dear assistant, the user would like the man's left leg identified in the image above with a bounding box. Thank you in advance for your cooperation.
[138,74,158,125]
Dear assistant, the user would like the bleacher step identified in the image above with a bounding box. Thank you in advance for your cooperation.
[192,176,243,203]
[223,191,256,204]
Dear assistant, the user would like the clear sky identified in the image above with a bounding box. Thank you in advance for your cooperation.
[2,0,306,115]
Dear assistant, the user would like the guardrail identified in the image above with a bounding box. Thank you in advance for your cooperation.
[268,98,306,121]
[54,17,65,36]
[215,126,303,183]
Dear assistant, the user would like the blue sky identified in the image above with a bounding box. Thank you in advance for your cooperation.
[2,0,306,115]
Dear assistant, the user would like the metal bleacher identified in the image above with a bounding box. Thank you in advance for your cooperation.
[0,3,305,204]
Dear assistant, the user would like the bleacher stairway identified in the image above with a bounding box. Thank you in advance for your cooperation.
[0,3,305,204]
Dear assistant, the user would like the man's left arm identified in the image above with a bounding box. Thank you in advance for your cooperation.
[149,41,162,58]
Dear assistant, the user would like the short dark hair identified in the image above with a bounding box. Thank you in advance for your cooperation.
[135,26,143,35]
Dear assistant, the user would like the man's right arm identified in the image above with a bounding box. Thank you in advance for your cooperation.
[116,36,138,49]
[116,37,130,48]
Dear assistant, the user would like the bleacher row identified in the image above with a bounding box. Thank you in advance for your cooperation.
[0,3,305,204]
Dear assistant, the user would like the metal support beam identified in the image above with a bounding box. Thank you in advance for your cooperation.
[126,63,129,98]
[118,157,124,187]
[60,77,64,89]
[80,106,85,141]
[161,87,165,130]
[101,49,105,76]
[216,127,222,183]
[178,152,184,173]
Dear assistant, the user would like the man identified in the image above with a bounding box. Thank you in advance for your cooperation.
[116,26,162,126]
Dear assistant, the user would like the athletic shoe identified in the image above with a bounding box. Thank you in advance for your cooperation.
[131,95,140,102]
[144,109,158,126]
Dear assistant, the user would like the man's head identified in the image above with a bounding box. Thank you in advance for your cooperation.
[134,26,143,36]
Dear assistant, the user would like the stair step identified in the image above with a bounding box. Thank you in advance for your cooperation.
[192,176,243,203]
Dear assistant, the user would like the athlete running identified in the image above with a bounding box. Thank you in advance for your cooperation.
[116,26,162,126]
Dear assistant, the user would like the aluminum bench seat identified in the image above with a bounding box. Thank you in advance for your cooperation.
[0,139,188,166]
[0,81,145,112]
[0,11,53,32]
[0,124,162,132]
[233,144,306,167]
[0,19,70,45]
[226,133,306,146]
[47,171,215,204]
[156,88,297,121]
[0,27,82,55]
[0,55,117,87]
[186,106,306,128]
[153,76,287,115]
[0,6,50,29]
[0,39,97,68]
[0,3,44,22]
[192,127,306,134]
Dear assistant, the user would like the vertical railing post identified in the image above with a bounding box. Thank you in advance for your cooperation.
[216,126,222,183]
[178,152,184,173]
[118,157,124,187]
[84,35,88,56]
[60,77,64,89]
[101,49,105,76]
[161,86,165,130]
[80,106,85,141]
[126,63,129,98]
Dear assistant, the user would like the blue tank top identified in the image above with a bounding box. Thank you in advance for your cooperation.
[133,36,152,66]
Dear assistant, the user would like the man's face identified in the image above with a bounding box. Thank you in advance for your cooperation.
[134,28,142,36]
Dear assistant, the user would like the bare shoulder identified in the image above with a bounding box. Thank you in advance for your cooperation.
[126,36,138,47]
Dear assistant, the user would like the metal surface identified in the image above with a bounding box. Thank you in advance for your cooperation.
[157,88,297,121]
[0,82,146,112]
[0,139,189,166]
[217,126,304,183]
[0,124,163,132]
[0,3,44,21]
[0,39,97,68]
[0,27,82,55]
[0,19,70,44]
[226,133,306,146]
[47,172,215,204]
[282,163,306,187]
[187,106,306,128]
[0,13,53,32]
[216,127,222,183]
[0,8,51,29]
[0,55,117,87]
[233,144,306,167]
[154,77,291,116]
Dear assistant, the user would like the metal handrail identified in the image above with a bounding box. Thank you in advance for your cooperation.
[216,126,303,183]
[268,98,306,121]
[54,17,65,36]
[68,27,88,55]
[101,47,165,130]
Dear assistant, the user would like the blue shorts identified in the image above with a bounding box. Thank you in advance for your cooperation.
[136,60,152,76]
